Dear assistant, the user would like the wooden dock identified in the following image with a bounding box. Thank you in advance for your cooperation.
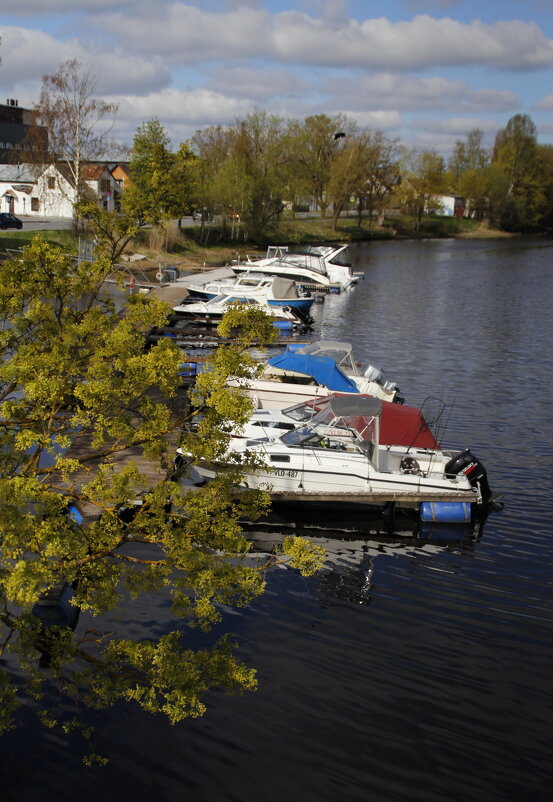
[53,393,187,524]
[268,489,478,507]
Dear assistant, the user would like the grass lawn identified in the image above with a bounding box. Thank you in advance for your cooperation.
[0,214,483,265]
[0,229,78,257]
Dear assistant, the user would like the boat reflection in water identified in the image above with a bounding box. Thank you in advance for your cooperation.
[242,508,485,606]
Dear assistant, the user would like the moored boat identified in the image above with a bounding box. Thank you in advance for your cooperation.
[228,340,403,407]
[172,292,312,329]
[231,243,359,291]
[181,273,315,314]
[183,395,494,520]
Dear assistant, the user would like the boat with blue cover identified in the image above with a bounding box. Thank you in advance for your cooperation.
[228,340,402,407]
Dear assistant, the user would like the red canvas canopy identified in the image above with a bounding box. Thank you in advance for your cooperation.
[380,400,440,449]
[305,394,440,450]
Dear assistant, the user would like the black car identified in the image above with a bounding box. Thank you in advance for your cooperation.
[0,213,23,230]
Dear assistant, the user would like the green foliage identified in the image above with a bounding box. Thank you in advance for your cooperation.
[396,148,448,231]
[489,114,548,231]
[122,119,176,226]
[0,236,323,752]
[286,113,355,218]
[74,200,139,263]
[389,215,476,238]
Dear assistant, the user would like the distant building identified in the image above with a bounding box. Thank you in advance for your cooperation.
[0,99,47,164]
[81,163,119,212]
[434,194,466,217]
[0,160,132,218]
[0,163,75,217]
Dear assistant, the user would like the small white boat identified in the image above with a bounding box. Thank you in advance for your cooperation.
[182,273,315,315]
[184,395,493,519]
[232,244,359,291]
[172,293,311,328]
[229,340,402,407]
[232,395,438,448]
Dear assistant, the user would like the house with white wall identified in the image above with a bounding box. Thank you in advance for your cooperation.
[81,163,119,212]
[0,163,75,217]
[433,194,466,217]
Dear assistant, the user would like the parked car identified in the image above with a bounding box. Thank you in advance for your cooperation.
[0,213,23,230]
[192,209,213,222]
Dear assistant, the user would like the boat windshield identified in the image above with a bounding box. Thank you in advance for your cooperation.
[280,425,320,447]
[282,405,316,422]
[280,254,326,276]
[328,247,351,267]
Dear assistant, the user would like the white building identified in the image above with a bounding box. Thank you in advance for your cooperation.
[434,194,466,217]
[0,163,75,218]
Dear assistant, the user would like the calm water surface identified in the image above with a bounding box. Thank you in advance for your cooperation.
[3,238,553,801]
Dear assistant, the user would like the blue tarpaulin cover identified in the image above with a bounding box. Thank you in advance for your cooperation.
[267,353,358,392]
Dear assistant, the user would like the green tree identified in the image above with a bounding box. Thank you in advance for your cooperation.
[536,144,553,230]
[193,113,289,239]
[448,128,489,186]
[232,111,289,234]
[327,129,400,230]
[490,114,548,231]
[0,237,323,757]
[286,114,356,218]
[122,119,176,226]
[447,128,489,219]
[396,148,447,231]
[192,124,240,239]
[355,131,400,228]
[74,199,140,263]
[166,141,201,229]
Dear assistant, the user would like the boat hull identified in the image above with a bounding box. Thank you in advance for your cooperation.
[230,379,397,408]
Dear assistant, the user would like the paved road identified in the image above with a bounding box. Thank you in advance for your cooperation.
[17,217,73,231]
[15,217,199,231]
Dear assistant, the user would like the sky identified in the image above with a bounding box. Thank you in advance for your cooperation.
[2,0,553,158]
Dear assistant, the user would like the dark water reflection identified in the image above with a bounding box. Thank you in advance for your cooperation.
[3,238,553,801]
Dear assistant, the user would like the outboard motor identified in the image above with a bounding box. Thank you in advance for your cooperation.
[444,449,492,502]
[364,364,402,401]
[284,305,313,326]
[364,364,384,383]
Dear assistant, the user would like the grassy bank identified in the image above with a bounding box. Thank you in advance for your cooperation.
[0,214,510,272]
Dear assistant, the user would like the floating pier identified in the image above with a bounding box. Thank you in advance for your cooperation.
[268,488,479,509]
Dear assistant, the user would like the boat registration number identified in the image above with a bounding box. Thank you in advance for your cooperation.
[274,469,299,478]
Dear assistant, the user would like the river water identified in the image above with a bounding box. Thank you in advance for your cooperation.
[3,237,553,801]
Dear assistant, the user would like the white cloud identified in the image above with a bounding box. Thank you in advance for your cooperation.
[406,116,499,152]
[535,94,553,110]
[0,27,171,98]
[96,6,553,71]
[410,117,499,135]
[204,67,309,100]
[111,87,255,144]
[0,0,134,13]
[340,110,403,129]
[323,73,518,113]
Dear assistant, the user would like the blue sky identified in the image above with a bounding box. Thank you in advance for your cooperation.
[2,0,553,157]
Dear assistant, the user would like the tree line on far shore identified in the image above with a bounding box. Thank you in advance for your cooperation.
[32,60,553,239]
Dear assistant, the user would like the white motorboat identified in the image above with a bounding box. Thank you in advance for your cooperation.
[181,273,315,315]
[184,395,493,518]
[172,293,311,329]
[231,394,438,448]
[228,340,402,407]
[231,244,359,291]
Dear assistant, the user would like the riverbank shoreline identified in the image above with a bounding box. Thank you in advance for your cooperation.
[124,221,520,276]
[0,219,525,278]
